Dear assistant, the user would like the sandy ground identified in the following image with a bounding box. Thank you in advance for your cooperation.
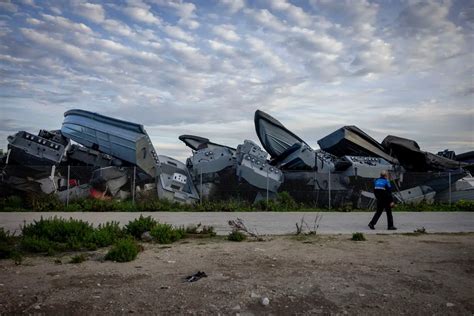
[0,233,473,315]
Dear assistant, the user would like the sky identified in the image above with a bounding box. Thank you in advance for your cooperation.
[0,0,472,162]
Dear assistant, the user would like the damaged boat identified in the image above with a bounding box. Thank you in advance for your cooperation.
[1,108,472,208]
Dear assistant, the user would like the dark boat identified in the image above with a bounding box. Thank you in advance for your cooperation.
[318,126,397,164]
[254,110,315,169]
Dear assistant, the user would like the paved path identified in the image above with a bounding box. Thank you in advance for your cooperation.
[1,212,473,235]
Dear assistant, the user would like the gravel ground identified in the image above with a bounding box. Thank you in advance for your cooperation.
[1,233,473,315]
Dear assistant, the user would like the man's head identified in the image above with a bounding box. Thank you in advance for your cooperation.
[380,170,389,178]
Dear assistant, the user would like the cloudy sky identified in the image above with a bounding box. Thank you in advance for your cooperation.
[0,0,472,162]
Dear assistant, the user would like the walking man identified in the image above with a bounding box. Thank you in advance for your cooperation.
[368,170,397,230]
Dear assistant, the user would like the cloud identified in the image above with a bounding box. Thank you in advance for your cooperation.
[20,28,91,64]
[212,24,240,42]
[219,0,245,14]
[167,40,210,71]
[163,25,194,42]
[246,9,287,32]
[41,14,93,34]
[0,0,17,13]
[351,39,393,75]
[0,0,472,159]
[102,19,134,37]
[169,1,200,29]
[72,1,105,23]
[246,36,291,74]
[268,0,313,27]
[208,39,235,56]
[391,1,467,70]
[123,2,161,25]
[288,26,343,54]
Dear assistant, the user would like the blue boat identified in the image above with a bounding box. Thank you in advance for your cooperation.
[61,109,159,176]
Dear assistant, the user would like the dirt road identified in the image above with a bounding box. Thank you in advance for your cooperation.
[1,233,473,315]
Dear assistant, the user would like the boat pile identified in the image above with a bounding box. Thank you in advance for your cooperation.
[1,109,472,207]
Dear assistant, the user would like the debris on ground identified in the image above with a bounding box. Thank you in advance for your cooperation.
[185,271,208,282]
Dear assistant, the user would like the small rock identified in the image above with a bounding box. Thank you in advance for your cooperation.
[97,283,101,287]
[359,294,365,297]
[93,296,101,299]
[0,284,3,286]
[167,260,176,264]
[446,303,455,307]
[261,297,270,306]
[160,286,170,290]
[250,292,259,298]
[34,305,41,310]
[232,305,241,311]
[141,231,153,242]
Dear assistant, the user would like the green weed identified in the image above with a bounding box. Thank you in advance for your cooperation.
[150,223,185,244]
[351,232,366,241]
[124,215,158,239]
[227,231,246,242]
[105,238,141,262]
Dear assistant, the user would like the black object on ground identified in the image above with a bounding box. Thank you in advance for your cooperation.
[185,271,208,282]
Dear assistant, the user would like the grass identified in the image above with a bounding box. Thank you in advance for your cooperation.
[185,223,217,237]
[17,217,127,254]
[105,238,141,262]
[2,192,473,213]
[227,231,247,242]
[124,215,158,239]
[351,232,366,241]
[150,223,185,244]
[0,216,218,262]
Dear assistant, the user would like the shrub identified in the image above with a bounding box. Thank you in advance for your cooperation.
[105,238,141,262]
[184,223,217,237]
[351,232,366,241]
[70,254,87,264]
[26,194,63,212]
[276,191,299,211]
[20,236,53,253]
[22,217,94,244]
[255,192,300,212]
[455,200,474,212]
[0,227,10,243]
[87,221,125,247]
[1,195,24,211]
[201,225,217,237]
[150,223,185,244]
[0,229,17,260]
[124,215,158,239]
[227,231,246,242]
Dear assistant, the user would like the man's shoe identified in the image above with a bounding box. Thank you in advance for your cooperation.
[387,227,397,230]
[368,223,375,230]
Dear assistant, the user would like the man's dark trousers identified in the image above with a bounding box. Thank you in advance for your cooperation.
[370,195,394,228]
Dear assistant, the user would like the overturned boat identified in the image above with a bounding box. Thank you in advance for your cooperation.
[254,110,315,170]
[318,125,398,164]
